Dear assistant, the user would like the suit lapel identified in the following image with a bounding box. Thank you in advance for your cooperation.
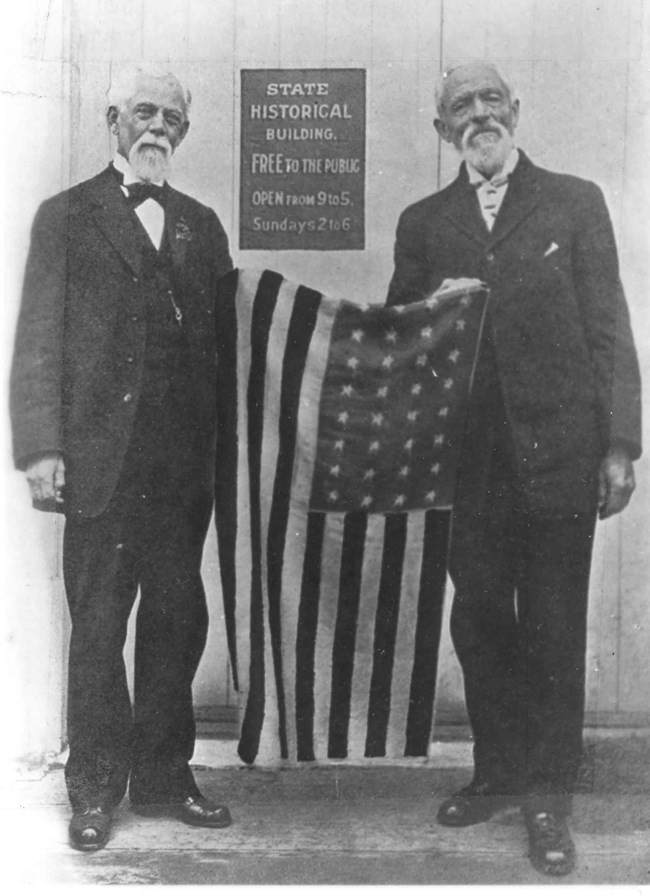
[441,152,541,249]
[488,152,541,247]
[89,168,143,277]
[164,187,190,278]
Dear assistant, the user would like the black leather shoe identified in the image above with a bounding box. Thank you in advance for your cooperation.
[524,809,576,876]
[68,805,112,851]
[437,782,514,827]
[132,794,232,828]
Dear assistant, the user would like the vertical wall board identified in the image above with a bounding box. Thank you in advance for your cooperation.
[185,0,237,63]
[140,0,191,60]
[321,0,375,64]
[277,0,328,63]
[234,0,282,65]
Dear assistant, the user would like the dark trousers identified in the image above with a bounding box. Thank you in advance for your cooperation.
[62,390,212,810]
[448,457,595,815]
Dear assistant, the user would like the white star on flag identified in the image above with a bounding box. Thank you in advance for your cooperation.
[393,494,406,507]
[327,490,339,502]
[434,434,445,446]
[351,329,364,342]
[448,349,460,363]
[334,439,345,451]
[456,320,466,331]
[369,441,380,454]
[347,356,360,370]
[460,295,471,306]
[438,407,449,417]
[381,354,395,369]
[385,329,398,344]
[421,326,433,339]
[411,383,422,395]
[416,354,427,367]
[361,495,373,507]
[425,296,438,309]
[329,464,340,477]
[444,378,454,389]
[362,468,376,481]
[431,463,441,474]
[404,438,414,452]
[407,410,420,423]
[393,305,406,314]
[398,465,410,478]
[371,412,385,427]
[341,384,354,397]
[377,386,388,398]
[425,490,437,502]
[337,411,349,424]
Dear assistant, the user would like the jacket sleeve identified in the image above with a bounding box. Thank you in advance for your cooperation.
[572,183,642,459]
[386,208,436,306]
[10,196,67,469]
[208,207,234,282]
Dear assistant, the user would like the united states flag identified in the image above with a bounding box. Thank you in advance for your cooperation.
[214,269,488,764]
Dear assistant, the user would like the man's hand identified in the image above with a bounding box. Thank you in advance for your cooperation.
[598,445,635,519]
[25,452,66,505]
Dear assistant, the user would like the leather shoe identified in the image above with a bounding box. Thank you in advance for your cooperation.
[524,809,576,876]
[437,781,514,827]
[68,805,112,851]
[132,794,232,828]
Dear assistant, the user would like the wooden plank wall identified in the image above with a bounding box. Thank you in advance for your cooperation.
[4,0,648,757]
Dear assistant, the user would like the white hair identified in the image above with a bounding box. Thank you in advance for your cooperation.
[107,64,192,117]
[434,60,516,116]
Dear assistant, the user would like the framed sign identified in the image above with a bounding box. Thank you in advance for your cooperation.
[240,68,366,250]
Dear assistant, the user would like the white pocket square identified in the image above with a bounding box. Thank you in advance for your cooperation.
[543,241,559,257]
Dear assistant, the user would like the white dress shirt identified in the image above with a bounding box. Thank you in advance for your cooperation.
[112,153,165,250]
[467,148,520,231]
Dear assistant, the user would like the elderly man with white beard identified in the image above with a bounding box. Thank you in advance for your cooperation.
[10,65,233,850]
[386,61,641,876]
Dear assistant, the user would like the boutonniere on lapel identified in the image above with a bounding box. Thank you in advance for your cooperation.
[175,217,193,242]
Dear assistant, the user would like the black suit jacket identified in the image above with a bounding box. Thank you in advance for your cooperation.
[386,152,641,516]
[10,166,233,517]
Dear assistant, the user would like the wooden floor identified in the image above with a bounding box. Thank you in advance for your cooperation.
[3,734,650,886]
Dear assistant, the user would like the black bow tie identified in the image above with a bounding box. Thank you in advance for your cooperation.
[125,181,166,208]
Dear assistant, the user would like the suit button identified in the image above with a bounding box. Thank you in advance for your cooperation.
[126,355,134,363]
[123,392,133,403]
[131,314,139,322]
[486,252,495,262]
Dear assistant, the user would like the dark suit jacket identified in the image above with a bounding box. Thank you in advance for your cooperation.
[386,152,641,516]
[10,166,233,517]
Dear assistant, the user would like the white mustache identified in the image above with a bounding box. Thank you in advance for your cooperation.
[464,124,506,146]
[133,135,171,155]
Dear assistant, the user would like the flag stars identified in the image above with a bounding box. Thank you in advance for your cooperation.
[393,494,406,507]
[416,353,428,367]
[334,439,345,452]
[337,411,350,425]
[351,329,364,343]
[460,295,471,307]
[347,356,360,371]
[327,490,339,503]
[438,407,449,417]
[404,438,414,453]
[381,354,395,369]
[329,464,341,477]
[434,434,445,446]
[407,410,420,423]
[377,385,389,398]
[362,468,376,481]
[426,296,438,309]
[448,349,461,363]
[398,465,410,478]
[425,490,437,502]
[368,441,380,454]
[385,328,398,344]
[444,378,454,390]
[456,319,467,331]
[421,326,433,339]
[361,495,373,507]
[431,463,441,475]
[341,384,354,397]
[411,383,422,396]
[371,412,385,427]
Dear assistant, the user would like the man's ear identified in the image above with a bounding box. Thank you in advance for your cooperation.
[434,117,452,143]
[106,106,119,134]
[178,119,190,145]
[510,98,520,129]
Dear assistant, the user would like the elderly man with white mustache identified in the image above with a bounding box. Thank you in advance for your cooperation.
[10,65,234,851]
[386,60,641,877]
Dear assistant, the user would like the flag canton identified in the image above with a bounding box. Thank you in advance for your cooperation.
[308,288,486,513]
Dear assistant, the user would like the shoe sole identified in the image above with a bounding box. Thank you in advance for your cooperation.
[131,803,232,828]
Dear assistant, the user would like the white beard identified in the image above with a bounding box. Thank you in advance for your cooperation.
[461,125,514,179]
[128,135,172,183]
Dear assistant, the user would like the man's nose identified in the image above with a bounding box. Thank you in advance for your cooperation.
[147,110,166,134]
[470,98,491,120]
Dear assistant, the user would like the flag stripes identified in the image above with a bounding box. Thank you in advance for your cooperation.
[214,269,486,764]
